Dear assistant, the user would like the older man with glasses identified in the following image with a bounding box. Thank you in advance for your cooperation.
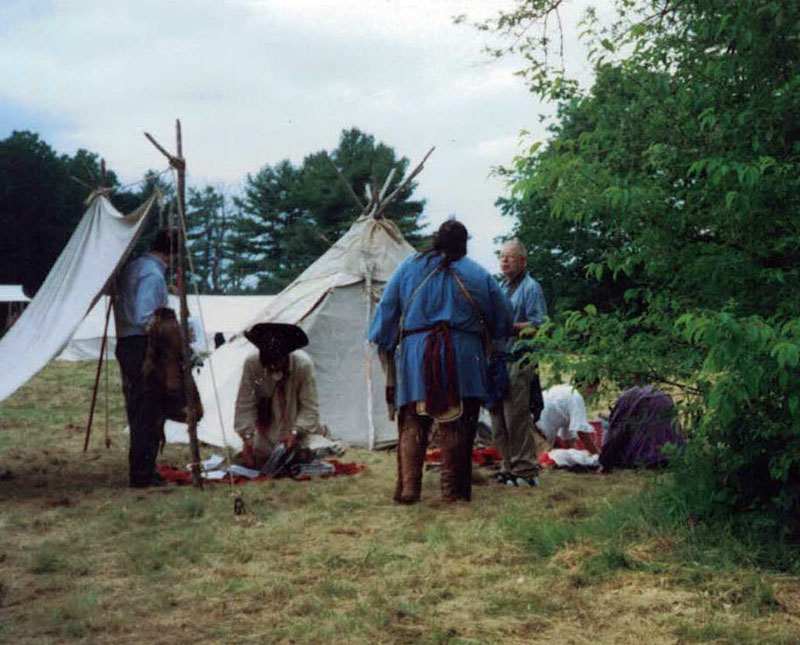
[490,239,547,487]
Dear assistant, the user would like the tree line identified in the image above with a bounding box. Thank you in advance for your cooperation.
[0,128,426,297]
[481,0,800,545]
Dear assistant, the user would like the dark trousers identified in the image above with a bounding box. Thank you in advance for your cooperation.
[116,336,163,486]
[394,398,480,504]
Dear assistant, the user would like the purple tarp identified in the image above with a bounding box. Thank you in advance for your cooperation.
[600,386,683,471]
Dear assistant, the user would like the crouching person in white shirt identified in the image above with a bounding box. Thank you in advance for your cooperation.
[535,383,601,455]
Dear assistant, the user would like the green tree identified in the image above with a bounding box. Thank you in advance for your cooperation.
[0,131,134,295]
[228,160,305,292]
[185,185,235,293]
[496,178,631,315]
[482,0,800,537]
[232,128,426,292]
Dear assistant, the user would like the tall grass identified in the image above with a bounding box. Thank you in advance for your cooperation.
[2,362,799,643]
[503,469,800,592]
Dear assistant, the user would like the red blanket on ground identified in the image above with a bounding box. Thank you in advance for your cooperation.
[425,447,502,466]
[156,460,365,485]
[538,452,557,467]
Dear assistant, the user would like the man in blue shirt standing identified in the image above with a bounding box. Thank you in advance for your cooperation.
[491,239,547,487]
[369,220,513,504]
[114,229,176,487]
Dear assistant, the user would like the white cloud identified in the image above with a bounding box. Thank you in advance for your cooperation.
[0,0,599,276]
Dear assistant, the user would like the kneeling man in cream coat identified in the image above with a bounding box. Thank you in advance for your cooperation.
[234,323,324,469]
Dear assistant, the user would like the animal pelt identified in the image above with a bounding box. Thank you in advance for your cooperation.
[143,307,204,423]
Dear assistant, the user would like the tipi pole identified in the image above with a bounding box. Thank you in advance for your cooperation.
[378,168,396,201]
[373,146,435,219]
[144,122,203,489]
[83,159,111,453]
[100,159,112,450]
[83,296,113,452]
[173,120,203,488]
[364,261,376,450]
[104,317,111,449]
[325,153,365,211]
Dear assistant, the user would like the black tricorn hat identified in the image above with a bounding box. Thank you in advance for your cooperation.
[244,323,309,366]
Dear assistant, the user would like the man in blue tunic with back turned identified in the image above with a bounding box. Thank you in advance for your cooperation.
[369,220,513,504]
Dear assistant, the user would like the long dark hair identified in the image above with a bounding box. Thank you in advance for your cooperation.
[419,219,468,270]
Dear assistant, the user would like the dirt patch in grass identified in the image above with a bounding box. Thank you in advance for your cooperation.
[1,362,799,643]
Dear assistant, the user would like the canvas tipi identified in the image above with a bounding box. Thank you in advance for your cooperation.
[166,149,432,450]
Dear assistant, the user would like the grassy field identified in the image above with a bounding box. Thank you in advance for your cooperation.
[1,362,799,644]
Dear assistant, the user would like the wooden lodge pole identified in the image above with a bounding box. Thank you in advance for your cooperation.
[83,297,113,452]
[100,159,112,450]
[144,122,203,489]
[173,121,203,489]
[83,158,112,452]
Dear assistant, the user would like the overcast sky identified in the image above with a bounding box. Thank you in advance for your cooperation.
[0,0,597,274]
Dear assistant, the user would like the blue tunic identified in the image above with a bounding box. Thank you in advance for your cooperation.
[114,253,169,338]
[368,254,513,408]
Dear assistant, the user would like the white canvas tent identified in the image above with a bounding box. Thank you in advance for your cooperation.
[167,215,414,449]
[167,147,434,450]
[58,294,276,361]
[0,194,155,403]
[165,212,416,450]
[0,284,31,331]
[0,285,30,302]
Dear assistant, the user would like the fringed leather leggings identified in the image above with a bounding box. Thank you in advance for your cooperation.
[394,398,480,504]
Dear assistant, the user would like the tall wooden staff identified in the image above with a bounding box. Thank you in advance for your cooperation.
[144,120,203,488]
[83,159,114,452]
